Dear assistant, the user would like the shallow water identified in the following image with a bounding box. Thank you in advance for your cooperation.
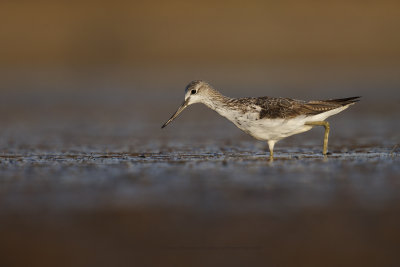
[0,88,399,267]
[1,144,399,211]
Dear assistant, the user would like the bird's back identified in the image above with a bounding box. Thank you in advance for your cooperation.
[228,96,360,120]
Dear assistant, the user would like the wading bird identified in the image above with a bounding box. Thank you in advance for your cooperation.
[162,80,359,160]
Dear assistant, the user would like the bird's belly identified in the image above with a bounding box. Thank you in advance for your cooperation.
[234,117,312,141]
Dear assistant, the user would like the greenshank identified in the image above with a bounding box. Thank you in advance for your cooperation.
[162,80,360,160]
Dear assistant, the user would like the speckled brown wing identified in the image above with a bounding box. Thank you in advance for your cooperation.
[303,96,361,114]
[255,97,312,119]
[255,96,360,119]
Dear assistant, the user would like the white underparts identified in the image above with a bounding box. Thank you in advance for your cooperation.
[205,101,350,142]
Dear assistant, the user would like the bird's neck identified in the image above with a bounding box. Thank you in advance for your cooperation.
[202,89,230,110]
[201,89,242,120]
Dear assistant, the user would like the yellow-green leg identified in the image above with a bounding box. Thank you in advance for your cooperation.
[267,140,276,161]
[305,121,330,155]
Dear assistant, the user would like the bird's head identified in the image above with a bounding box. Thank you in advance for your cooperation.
[161,80,212,128]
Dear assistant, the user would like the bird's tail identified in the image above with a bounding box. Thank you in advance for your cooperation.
[325,96,361,106]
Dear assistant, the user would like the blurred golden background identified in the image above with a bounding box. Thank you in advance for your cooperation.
[1,0,400,94]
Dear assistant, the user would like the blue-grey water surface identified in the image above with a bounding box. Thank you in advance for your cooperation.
[0,83,399,267]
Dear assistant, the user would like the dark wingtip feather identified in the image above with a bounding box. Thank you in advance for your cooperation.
[327,96,361,106]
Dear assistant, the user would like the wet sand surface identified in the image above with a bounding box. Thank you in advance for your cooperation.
[0,87,399,267]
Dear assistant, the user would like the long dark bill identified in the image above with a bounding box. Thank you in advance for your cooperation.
[161,99,189,128]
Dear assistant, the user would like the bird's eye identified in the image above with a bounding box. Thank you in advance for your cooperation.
[191,89,196,94]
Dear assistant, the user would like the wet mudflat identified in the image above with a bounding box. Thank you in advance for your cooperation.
[1,147,399,212]
[0,88,399,267]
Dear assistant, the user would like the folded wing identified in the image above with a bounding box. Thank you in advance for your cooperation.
[256,96,360,119]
